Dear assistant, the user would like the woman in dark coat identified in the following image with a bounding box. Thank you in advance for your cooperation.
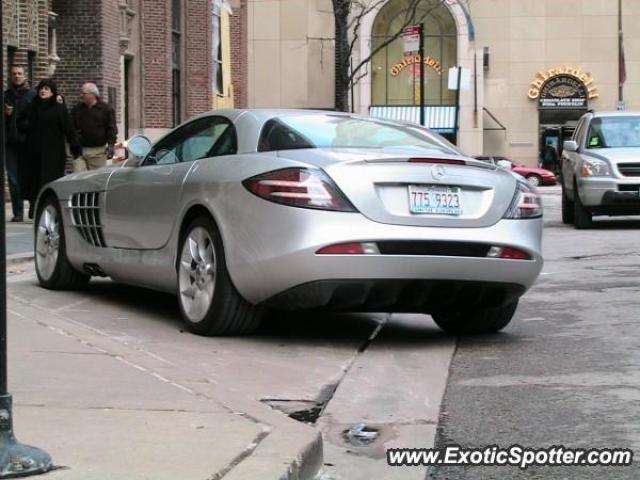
[22,79,81,217]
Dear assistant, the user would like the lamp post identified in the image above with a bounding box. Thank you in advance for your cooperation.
[0,0,53,476]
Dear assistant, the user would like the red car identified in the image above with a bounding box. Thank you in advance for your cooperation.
[474,156,557,187]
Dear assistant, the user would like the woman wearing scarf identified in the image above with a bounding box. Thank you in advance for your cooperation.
[22,79,82,218]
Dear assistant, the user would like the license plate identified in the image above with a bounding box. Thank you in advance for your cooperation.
[408,185,463,215]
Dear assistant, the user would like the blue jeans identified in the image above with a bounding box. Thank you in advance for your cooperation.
[6,144,23,218]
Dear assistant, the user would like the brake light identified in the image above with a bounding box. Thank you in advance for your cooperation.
[408,158,466,165]
[487,246,531,260]
[243,168,357,212]
[316,242,379,255]
[503,180,543,219]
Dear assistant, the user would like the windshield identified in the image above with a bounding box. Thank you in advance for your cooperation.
[586,116,640,149]
[258,114,462,156]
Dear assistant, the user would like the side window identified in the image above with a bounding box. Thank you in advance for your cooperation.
[144,127,189,166]
[144,117,237,166]
[573,119,587,147]
[181,118,237,162]
[258,119,313,152]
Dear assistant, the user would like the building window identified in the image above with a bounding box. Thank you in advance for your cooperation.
[212,0,223,96]
[371,0,457,107]
[6,47,16,90]
[172,0,182,126]
[27,51,36,85]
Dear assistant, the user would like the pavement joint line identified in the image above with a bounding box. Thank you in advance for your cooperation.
[316,313,391,421]
[8,287,284,444]
[9,270,324,478]
[208,430,271,480]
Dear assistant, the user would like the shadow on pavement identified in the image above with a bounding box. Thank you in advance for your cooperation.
[52,280,455,345]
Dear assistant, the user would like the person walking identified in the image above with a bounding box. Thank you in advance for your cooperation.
[71,82,117,171]
[4,65,36,222]
[22,79,81,218]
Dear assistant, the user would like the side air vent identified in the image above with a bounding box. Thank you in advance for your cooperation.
[69,192,107,248]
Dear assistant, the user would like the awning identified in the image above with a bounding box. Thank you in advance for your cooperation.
[368,105,457,133]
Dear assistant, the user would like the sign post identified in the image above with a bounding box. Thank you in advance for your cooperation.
[0,0,53,476]
[403,24,425,126]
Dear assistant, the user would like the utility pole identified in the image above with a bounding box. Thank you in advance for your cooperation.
[618,0,624,103]
[418,23,425,126]
[0,0,53,475]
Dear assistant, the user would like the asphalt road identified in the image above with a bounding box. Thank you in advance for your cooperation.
[428,187,640,479]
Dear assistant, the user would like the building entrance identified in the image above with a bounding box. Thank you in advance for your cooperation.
[536,74,591,171]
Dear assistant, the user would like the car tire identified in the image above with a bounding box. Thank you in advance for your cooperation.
[177,215,263,336]
[573,181,592,229]
[561,182,574,224]
[526,175,542,187]
[431,300,518,335]
[35,195,91,290]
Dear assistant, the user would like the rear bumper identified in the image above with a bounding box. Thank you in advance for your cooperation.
[223,200,543,304]
[263,279,525,312]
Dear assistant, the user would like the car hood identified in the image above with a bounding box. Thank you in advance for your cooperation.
[585,148,640,164]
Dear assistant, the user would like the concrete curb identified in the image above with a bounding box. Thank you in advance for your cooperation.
[7,253,33,265]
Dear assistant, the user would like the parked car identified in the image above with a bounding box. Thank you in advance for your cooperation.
[34,110,543,336]
[474,156,557,187]
[561,111,640,229]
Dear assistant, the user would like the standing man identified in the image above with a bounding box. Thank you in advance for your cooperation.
[71,82,117,171]
[4,65,36,222]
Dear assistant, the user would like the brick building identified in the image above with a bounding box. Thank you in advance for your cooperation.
[3,0,235,142]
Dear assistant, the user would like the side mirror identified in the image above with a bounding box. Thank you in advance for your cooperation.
[125,134,152,167]
[563,140,578,152]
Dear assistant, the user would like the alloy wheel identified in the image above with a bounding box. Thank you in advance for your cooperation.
[179,227,217,323]
[35,205,60,281]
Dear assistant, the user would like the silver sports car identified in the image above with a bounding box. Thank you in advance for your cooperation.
[35,109,543,336]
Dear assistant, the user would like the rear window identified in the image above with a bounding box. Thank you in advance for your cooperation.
[257,114,461,155]
[586,116,640,149]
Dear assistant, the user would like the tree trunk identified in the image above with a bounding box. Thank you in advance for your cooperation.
[333,0,351,112]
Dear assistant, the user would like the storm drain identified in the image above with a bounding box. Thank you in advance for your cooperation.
[260,399,324,424]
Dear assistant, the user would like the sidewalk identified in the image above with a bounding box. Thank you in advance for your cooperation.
[6,277,322,479]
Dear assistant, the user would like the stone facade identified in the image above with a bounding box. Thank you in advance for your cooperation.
[243,0,640,165]
[3,0,220,142]
[2,0,50,89]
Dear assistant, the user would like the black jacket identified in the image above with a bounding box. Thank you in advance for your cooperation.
[71,100,117,147]
[4,83,36,144]
[22,97,81,201]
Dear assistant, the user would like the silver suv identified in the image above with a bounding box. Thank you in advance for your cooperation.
[561,111,640,229]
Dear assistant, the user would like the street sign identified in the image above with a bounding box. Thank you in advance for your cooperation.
[403,25,420,54]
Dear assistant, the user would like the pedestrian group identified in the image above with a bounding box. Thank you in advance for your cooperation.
[4,66,117,222]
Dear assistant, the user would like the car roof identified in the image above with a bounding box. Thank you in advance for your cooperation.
[589,111,640,118]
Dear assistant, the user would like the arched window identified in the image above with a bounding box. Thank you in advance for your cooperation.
[371,0,457,107]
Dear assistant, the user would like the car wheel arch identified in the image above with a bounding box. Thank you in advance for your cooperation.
[176,204,228,268]
[35,188,59,214]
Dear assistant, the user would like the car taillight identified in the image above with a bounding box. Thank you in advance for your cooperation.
[243,168,357,212]
[503,180,543,219]
[487,246,531,260]
[316,242,379,255]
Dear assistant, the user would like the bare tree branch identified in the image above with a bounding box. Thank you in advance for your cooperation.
[347,0,448,89]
